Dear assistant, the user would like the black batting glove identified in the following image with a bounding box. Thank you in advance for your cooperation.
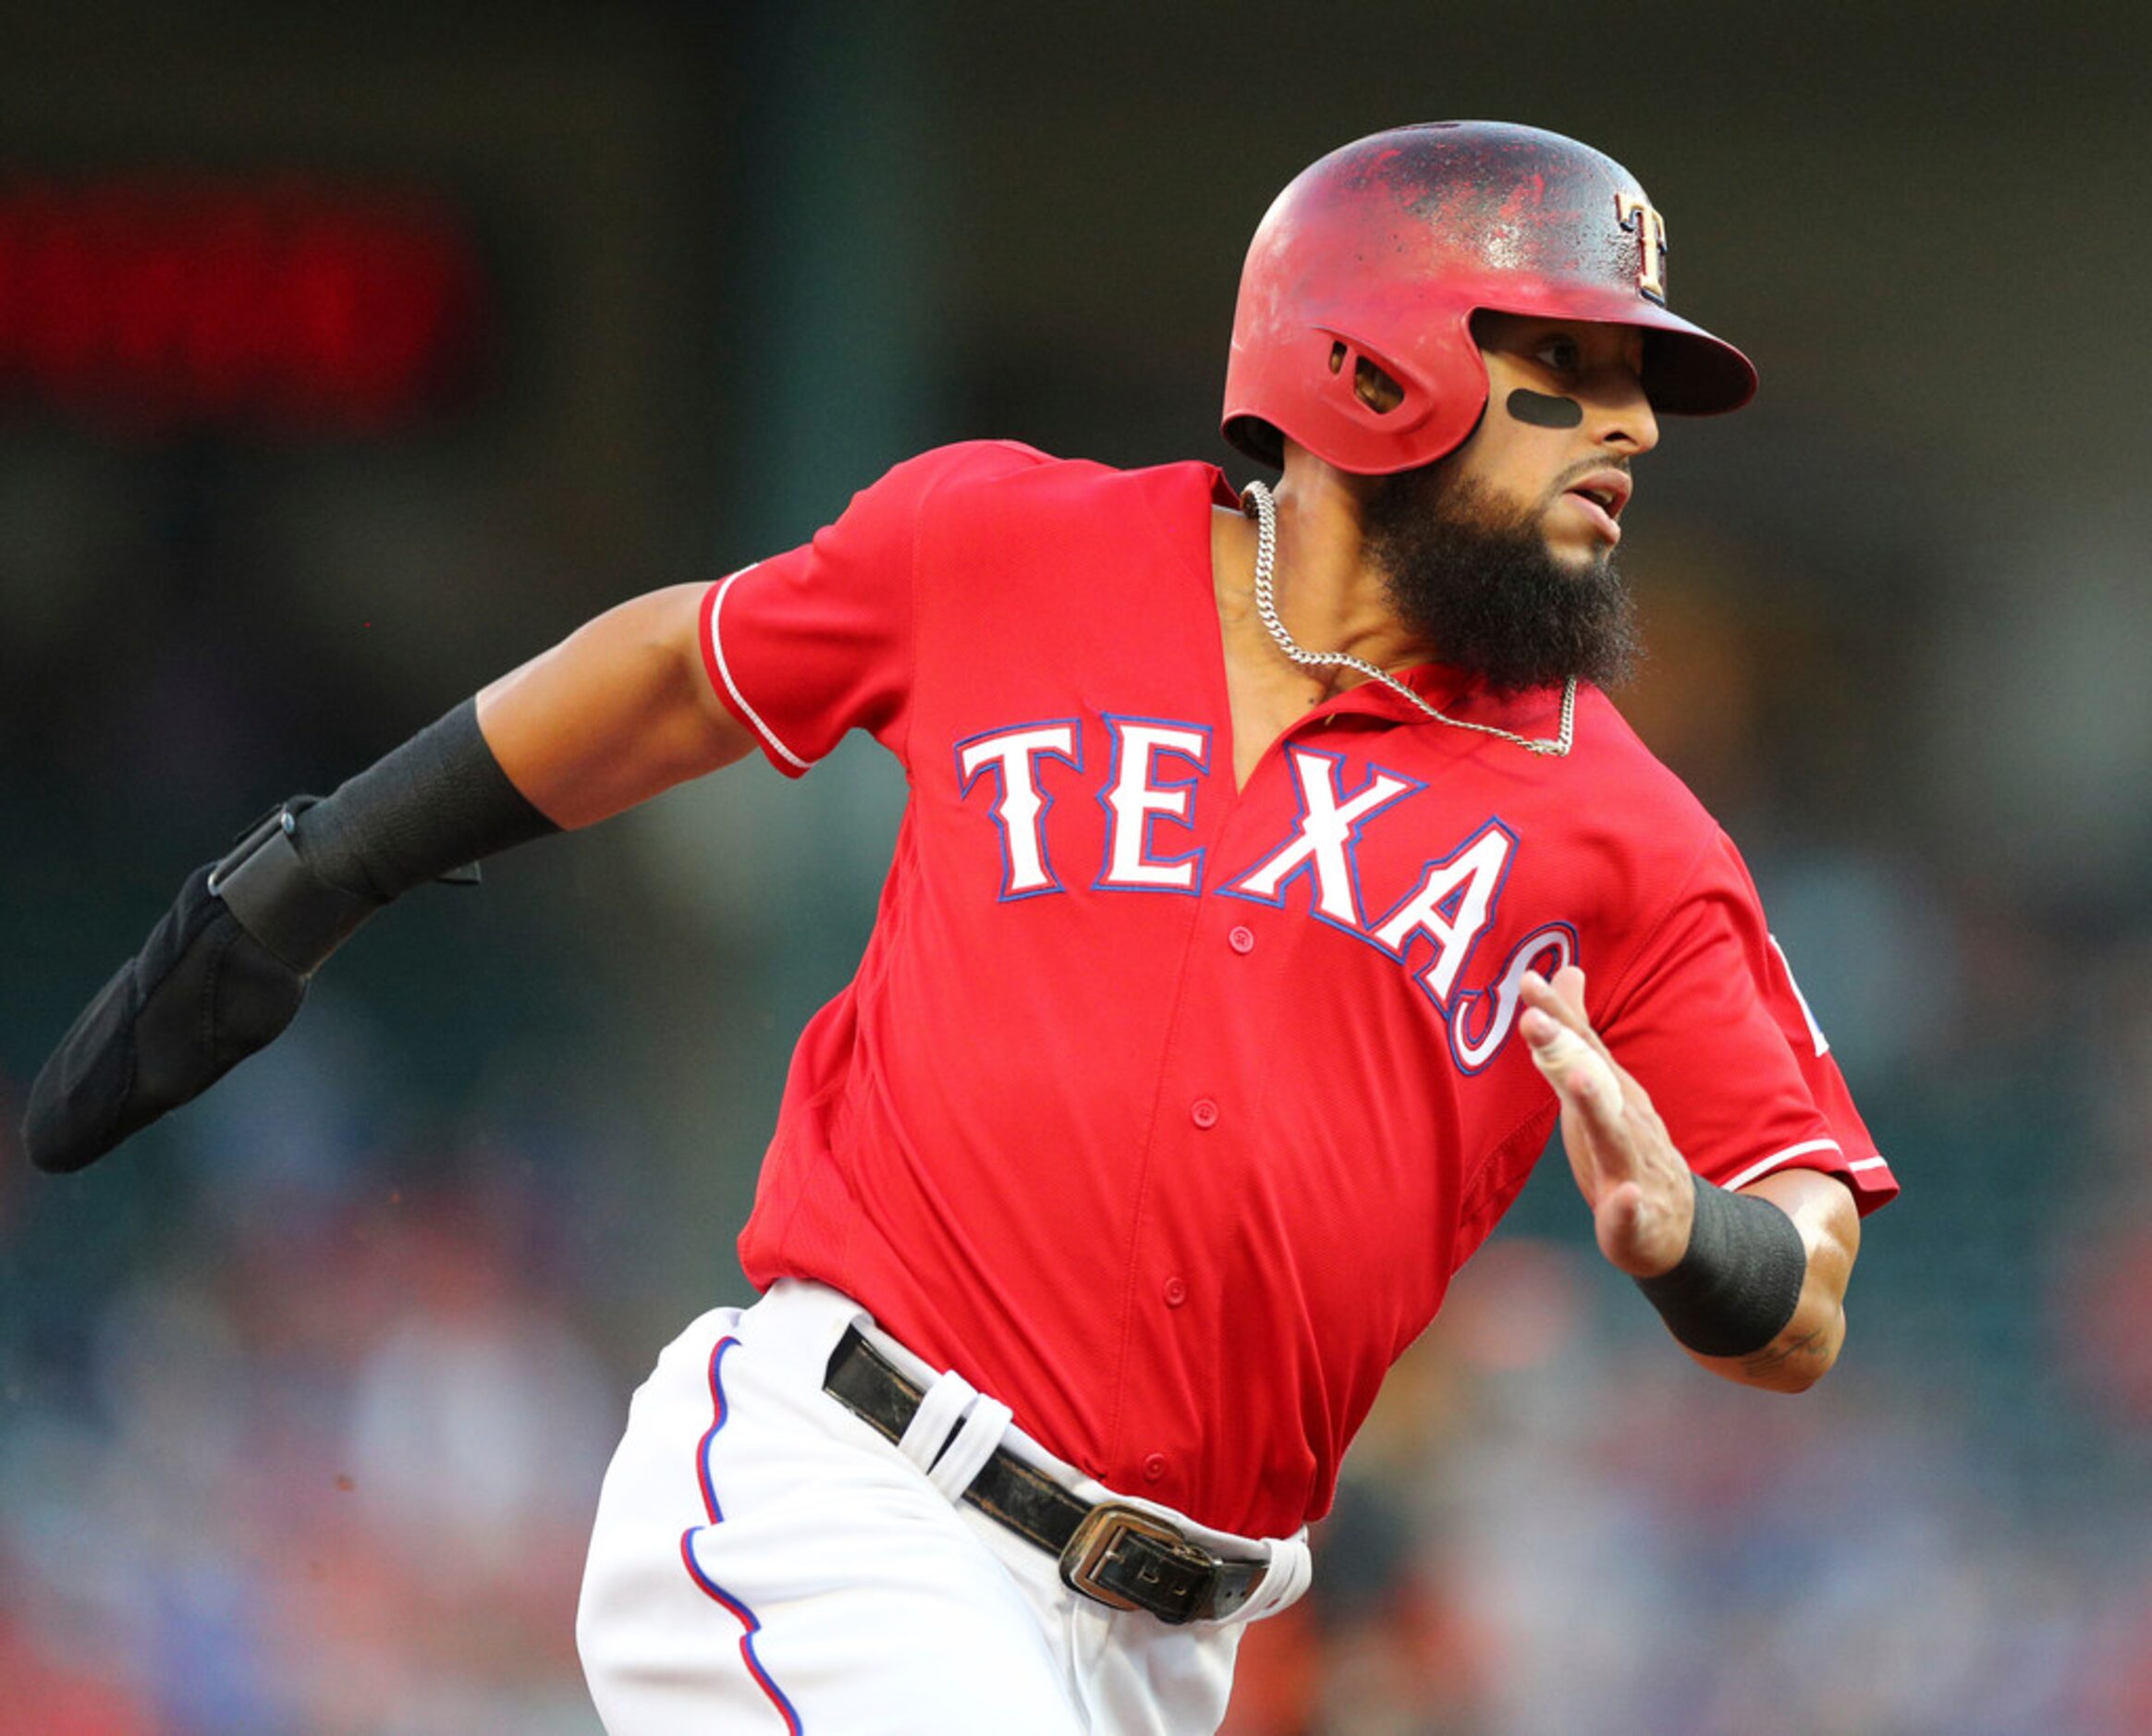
[22,857,314,1174]
[24,699,558,1175]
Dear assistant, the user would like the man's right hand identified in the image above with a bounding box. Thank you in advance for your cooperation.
[22,861,310,1173]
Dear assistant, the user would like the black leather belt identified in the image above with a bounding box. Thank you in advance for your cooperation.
[822,1325,1268,1625]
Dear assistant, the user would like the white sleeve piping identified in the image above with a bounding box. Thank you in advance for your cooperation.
[1722,1137,1844,1192]
[707,565,814,773]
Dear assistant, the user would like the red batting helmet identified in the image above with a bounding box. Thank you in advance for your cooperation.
[1221,121,1757,474]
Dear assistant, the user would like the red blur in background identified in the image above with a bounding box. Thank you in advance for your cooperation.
[0,173,487,436]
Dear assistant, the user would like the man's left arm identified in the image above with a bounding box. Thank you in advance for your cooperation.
[1518,964,1860,1393]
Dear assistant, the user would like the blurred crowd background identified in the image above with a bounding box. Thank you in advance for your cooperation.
[3,4,2148,1731]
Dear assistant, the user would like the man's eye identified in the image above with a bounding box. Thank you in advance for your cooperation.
[1536,339,1582,373]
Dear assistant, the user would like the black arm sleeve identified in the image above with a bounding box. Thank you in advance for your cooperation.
[294,696,558,901]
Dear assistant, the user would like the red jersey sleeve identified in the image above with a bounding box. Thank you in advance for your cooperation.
[1598,829,1899,1214]
[698,441,1051,776]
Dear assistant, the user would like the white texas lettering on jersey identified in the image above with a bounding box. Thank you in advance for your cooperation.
[951,717,1570,1073]
[1097,717,1211,892]
[1449,923,1577,1072]
[1225,746,1418,928]
[1369,821,1515,1007]
[956,721,1082,899]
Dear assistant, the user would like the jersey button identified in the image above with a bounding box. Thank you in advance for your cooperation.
[1190,1098,1219,1130]
[1163,1277,1189,1308]
[1143,1453,1168,1483]
[1228,924,1255,954]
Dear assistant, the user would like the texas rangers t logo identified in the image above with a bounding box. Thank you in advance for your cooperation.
[1615,192,1668,304]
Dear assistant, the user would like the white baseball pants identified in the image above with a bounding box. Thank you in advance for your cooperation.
[576,1279,1311,1734]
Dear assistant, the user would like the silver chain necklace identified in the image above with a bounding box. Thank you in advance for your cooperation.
[1241,478,1576,758]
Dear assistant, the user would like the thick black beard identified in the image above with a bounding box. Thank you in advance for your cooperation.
[1363,460,1642,698]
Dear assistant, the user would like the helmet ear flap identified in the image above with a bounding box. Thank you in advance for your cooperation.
[1225,333,1424,471]
[1229,306,1487,476]
[1313,326,1486,471]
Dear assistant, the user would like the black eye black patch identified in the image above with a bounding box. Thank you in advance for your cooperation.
[1505,387,1583,429]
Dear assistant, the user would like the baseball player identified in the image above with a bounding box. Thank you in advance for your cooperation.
[25,122,1897,1734]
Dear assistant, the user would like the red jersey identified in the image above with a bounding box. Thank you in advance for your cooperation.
[699,441,1897,1538]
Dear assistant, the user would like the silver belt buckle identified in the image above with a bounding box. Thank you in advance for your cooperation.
[1057,1502,1194,1613]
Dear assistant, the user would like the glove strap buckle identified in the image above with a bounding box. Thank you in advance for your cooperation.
[210,803,381,976]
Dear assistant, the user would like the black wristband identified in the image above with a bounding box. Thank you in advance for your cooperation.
[1633,1174,1806,1358]
[294,697,559,901]
[209,698,558,973]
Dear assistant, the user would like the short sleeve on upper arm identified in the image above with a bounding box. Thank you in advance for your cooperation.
[700,444,1045,776]
[1601,829,1899,1215]
[697,455,932,777]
